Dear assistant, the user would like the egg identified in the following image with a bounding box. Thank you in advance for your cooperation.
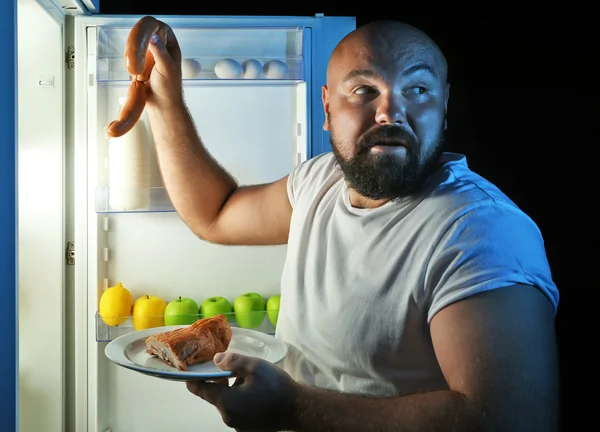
[181,58,202,79]
[242,59,263,79]
[263,60,289,79]
[214,59,243,79]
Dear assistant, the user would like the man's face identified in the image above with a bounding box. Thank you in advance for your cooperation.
[322,31,450,201]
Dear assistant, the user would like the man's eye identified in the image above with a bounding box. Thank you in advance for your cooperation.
[353,86,374,95]
[408,86,428,95]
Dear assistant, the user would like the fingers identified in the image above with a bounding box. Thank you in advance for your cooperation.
[209,377,230,386]
[147,23,182,77]
[147,33,172,76]
[186,380,227,404]
[214,352,262,376]
[164,25,182,66]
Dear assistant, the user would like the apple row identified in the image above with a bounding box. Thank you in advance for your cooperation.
[98,282,281,331]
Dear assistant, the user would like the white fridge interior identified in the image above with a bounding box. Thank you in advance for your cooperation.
[84,22,303,432]
[18,1,355,431]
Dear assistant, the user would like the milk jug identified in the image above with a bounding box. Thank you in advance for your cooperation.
[108,97,151,211]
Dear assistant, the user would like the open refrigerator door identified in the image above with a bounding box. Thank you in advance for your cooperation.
[70,13,355,432]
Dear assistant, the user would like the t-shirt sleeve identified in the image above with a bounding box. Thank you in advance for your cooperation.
[287,153,335,208]
[425,203,559,323]
[287,162,306,208]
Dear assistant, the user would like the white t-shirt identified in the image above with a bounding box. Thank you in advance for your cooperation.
[275,151,559,397]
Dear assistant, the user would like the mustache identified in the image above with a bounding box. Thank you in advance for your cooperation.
[358,126,417,151]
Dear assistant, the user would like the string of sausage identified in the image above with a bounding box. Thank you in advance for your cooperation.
[105,16,170,138]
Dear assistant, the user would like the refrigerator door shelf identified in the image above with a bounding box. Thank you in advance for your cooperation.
[96,311,276,343]
[96,25,306,82]
[34,0,98,23]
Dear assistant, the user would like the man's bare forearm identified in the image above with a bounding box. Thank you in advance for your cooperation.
[146,102,237,238]
[290,386,487,432]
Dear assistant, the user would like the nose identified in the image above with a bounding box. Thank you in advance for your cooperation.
[374,93,405,125]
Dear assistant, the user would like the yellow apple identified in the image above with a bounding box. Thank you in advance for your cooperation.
[131,295,167,330]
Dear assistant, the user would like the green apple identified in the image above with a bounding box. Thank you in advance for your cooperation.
[233,292,266,329]
[199,296,233,322]
[266,295,281,326]
[164,296,199,326]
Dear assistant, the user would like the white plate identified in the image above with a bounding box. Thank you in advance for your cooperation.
[105,325,288,381]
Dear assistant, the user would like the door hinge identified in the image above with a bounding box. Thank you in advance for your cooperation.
[65,46,75,69]
[66,241,75,265]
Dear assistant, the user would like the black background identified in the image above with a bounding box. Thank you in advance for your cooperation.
[98,2,595,429]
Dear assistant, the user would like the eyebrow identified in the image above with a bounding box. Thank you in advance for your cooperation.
[401,63,438,79]
[341,62,438,83]
[341,69,382,83]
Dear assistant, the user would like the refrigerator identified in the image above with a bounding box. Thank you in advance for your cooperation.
[15,0,356,431]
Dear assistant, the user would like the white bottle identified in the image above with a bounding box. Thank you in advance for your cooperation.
[108,97,151,211]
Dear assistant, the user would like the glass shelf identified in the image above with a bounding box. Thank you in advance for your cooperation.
[96,310,277,342]
[96,25,305,82]
[95,187,175,213]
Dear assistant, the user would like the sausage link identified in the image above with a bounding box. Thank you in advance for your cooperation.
[105,80,148,138]
[136,26,168,82]
[136,50,155,83]
[124,16,161,76]
[106,16,171,137]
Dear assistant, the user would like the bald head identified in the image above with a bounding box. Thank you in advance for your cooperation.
[327,20,448,86]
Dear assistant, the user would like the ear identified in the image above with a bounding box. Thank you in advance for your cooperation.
[322,85,330,131]
[444,83,450,131]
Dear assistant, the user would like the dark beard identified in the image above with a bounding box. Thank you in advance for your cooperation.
[330,121,445,201]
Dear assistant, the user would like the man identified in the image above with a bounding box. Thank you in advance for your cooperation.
[144,19,559,432]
